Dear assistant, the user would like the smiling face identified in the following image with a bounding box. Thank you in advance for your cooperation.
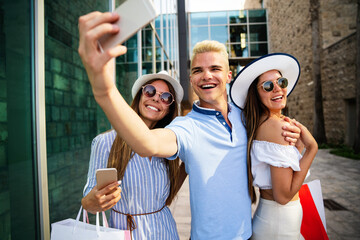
[138,80,171,128]
[257,70,287,115]
[190,51,232,108]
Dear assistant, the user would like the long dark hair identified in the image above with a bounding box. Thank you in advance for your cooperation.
[241,77,271,203]
[107,79,181,206]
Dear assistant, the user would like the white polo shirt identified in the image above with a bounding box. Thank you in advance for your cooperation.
[166,101,252,240]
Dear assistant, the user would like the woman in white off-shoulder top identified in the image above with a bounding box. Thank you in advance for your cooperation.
[230,53,318,239]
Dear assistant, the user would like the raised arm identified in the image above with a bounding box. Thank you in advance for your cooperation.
[78,12,177,158]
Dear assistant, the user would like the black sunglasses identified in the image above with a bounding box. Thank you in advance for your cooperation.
[142,84,174,105]
[258,77,288,92]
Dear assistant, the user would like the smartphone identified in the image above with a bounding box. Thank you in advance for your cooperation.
[96,168,118,189]
[98,0,159,51]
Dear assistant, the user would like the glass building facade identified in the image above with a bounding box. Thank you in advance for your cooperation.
[189,9,268,59]
[0,0,180,239]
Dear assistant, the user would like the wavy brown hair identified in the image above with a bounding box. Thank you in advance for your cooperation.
[241,77,271,203]
[107,79,181,206]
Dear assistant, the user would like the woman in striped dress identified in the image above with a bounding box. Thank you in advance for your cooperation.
[81,71,185,240]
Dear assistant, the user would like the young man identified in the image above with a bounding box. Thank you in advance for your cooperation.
[78,12,300,239]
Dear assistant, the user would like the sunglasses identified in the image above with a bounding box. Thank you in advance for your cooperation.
[142,84,174,105]
[258,77,288,92]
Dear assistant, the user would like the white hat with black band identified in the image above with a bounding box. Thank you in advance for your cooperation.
[230,53,300,109]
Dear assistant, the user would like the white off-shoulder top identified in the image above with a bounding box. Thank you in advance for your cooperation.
[251,140,306,189]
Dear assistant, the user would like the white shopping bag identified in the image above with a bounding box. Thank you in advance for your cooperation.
[51,206,130,240]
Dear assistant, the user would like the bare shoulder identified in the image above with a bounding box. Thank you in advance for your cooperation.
[256,117,290,145]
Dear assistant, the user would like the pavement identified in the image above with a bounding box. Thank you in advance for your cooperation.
[169,149,360,240]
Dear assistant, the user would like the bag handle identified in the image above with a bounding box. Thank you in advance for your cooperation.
[73,206,110,236]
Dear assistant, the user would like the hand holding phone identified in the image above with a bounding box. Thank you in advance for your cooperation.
[98,0,159,51]
[96,168,118,189]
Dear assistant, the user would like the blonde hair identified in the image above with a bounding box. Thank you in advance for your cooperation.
[191,40,229,67]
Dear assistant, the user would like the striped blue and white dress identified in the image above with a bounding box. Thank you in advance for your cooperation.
[83,130,179,240]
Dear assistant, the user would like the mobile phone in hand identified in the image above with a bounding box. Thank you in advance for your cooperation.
[98,0,159,51]
[96,168,118,189]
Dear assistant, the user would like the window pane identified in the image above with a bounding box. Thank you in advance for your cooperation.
[210,25,228,44]
[190,12,208,26]
[209,11,227,25]
[230,43,249,57]
[142,28,152,47]
[143,47,153,62]
[249,9,266,23]
[249,24,267,42]
[229,10,247,24]
[142,62,153,75]
[156,47,162,61]
[191,26,209,49]
[155,16,161,28]
[250,43,268,57]
[230,25,247,43]
[126,34,138,48]
[126,48,138,62]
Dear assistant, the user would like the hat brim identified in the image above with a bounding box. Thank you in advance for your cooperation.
[132,72,184,103]
[230,53,300,109]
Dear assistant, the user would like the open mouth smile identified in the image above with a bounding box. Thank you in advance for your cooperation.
[146,105,160,112]
[271,96,283,101]
[201,84,216,89]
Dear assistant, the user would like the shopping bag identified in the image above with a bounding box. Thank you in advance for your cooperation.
[51,206,131,240]
[299,179,329,240]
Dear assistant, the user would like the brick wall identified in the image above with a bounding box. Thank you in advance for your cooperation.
[45,0,110,222]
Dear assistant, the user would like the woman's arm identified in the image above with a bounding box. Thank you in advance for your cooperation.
[271,121,318,204]
[257,119,317,205]
[78,12,178,158]
[82,133,122,213]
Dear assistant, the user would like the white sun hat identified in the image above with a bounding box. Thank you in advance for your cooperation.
[131,70,184,103]
[230,53,300,109]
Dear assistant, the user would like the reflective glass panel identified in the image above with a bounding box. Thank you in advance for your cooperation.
[0,1,39,239]
[229,10,247,24]
[142,28,152,47]
[230,25,247,43]
[191,26,209,49]
[126,48,138,63]
[209,11,227,25]
[230,43,249,57]
[250,43,268,57]
[210,25,228,44]
[249,9,266,23]
[190,12,208,26]
[249,24,267,41]
[143,47,153,62]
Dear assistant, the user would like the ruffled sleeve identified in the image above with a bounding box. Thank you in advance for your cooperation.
[251,140,302,171]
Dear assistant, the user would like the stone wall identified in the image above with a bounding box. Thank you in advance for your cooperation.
[264,0,358,145]
[321,34,356,144]
[265,0,315,131]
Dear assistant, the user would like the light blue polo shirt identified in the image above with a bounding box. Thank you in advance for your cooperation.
[166,101,252,240]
